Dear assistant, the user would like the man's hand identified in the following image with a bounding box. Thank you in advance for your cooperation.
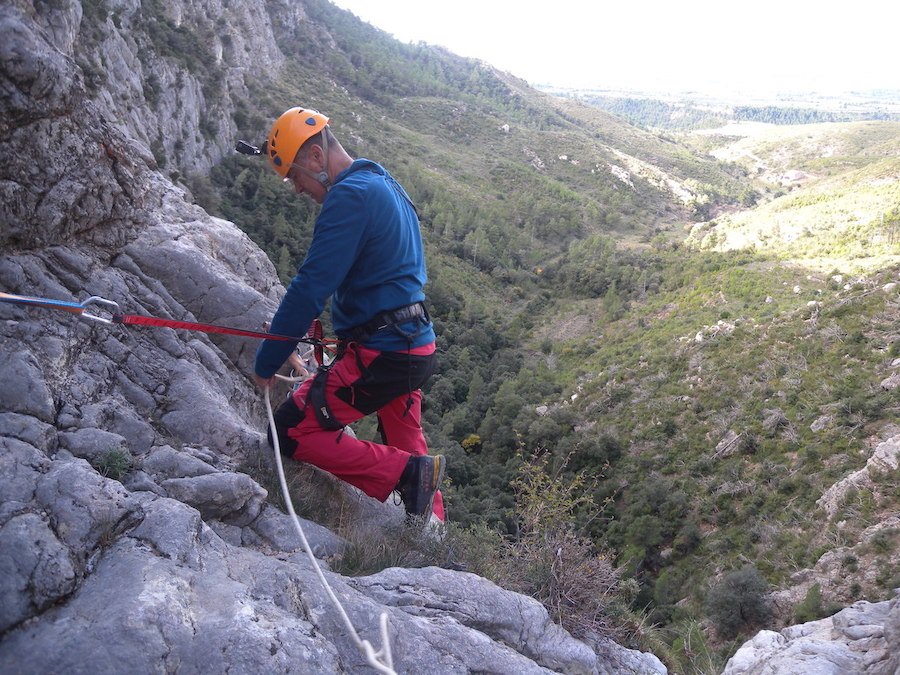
[287,352,310,378]
[255,321,311,389]
[253,373,274,390]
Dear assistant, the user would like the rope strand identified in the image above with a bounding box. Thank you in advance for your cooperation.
[266,375,396,674]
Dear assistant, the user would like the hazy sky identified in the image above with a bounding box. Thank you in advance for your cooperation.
[330,0,898,95]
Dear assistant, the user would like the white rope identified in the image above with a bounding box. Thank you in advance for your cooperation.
[266,374,396,675]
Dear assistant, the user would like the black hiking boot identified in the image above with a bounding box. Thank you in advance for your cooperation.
[398,455,445,522]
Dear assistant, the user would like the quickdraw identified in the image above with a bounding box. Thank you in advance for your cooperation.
[0,291,120,321]
[0,291,337,365]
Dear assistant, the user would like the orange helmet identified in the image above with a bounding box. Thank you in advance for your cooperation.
[266,108,330,178]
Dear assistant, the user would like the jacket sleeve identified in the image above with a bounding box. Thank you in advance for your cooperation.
[254,184,367,378]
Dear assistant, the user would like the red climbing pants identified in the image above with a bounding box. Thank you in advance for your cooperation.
[270,341,445,521]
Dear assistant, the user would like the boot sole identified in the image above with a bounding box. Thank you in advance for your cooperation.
[413,455,445,524]
[429,455,445,508]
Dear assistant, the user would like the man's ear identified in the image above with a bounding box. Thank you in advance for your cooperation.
[309,144,325,167]
[310,144,329,185]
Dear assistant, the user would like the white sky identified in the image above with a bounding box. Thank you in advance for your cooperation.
[329,0,899,95]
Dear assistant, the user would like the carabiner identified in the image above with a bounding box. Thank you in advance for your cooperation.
[78,296,120,325]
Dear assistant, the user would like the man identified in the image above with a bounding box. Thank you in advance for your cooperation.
[251,107,445,523]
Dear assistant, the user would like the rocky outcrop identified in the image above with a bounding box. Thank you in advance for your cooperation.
[724,594,900,674]
[817,432,900,519]
[0,2,666,673]
[758,428,900,634]
[729,429,900,673]
[3,490,646,674]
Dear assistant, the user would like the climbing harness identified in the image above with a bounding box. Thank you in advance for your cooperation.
[343,301,429,343]
[266,375,395,674]
[1,289,395,671]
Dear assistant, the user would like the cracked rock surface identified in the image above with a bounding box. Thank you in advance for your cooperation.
[724,596,900,675]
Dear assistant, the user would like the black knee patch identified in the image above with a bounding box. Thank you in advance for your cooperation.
[268,394,305,458]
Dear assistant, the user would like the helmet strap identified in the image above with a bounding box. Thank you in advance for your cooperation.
[317,129,331,190]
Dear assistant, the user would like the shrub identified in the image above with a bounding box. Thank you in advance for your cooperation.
[93,449,133,481]
[739,433,760,455]
[869,528,898,554]
[876,567,900,590]
[670,619,717,675]
[794,583,841,623]
[705,565,771,639]
[335,521,452,575]
[460,433,482,452]
[654,567,686,606]
[674,520,703,554]
[502,451,624,639]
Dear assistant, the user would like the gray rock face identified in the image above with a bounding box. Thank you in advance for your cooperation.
[0,513,77,634]
[0,2,666,674]
[0,510,345,675]
[161,471,267,525]
[817,432,900,519]
[724,596,900,675]
[352,566,602,674]
[34,458,143,563]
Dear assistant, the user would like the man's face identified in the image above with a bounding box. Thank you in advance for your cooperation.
[286,145,326,204]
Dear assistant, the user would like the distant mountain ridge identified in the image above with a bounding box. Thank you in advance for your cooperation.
[543,87,900,131]
[686,120,900,270]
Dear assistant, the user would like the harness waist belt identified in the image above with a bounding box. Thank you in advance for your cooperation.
[344,302,428,342]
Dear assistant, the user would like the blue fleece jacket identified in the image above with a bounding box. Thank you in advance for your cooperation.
[254,159,435,378]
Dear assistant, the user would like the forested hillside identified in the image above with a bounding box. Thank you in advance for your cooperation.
[170,1,899,671]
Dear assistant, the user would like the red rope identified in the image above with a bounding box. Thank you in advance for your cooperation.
[112,315,338,365]
[113,314,304,342]
[2,290,338,364]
